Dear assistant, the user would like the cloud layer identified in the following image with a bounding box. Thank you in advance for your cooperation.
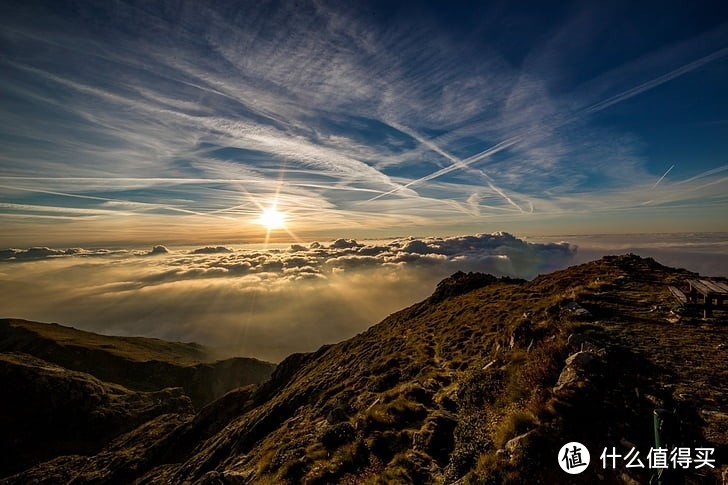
[4,232,726,361]
[0,233,574,361]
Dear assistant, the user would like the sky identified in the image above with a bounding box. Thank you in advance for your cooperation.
[1,1,727,358]
[0,0,727,246]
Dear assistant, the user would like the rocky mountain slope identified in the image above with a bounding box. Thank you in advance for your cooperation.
[2,255,726,484]
[0,319,275,407]
[0,352,193,476]
[0,319,274,478]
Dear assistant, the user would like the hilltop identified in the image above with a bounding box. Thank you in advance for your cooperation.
[0,318,210,365]
[1,255,726,483]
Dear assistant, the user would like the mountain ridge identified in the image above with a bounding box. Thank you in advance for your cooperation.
[2,254,726,483]
[0,318,275,408]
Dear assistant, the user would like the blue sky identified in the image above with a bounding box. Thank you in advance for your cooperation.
[1,0,727,246]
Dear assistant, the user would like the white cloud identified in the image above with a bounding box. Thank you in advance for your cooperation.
[0,233,575,361]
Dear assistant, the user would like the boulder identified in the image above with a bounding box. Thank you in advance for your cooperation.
[563,301,593,320]
[552,351,605,401]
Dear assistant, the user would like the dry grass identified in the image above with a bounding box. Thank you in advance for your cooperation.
[11,255,726,484]
[1,318,210,365]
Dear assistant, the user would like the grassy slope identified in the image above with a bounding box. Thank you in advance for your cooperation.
[5,255,726,484]
[0,318,210,365]
[122,255,721,484]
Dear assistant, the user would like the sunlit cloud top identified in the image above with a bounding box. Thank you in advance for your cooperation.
[0,232,576,360]
[1,0,727,245]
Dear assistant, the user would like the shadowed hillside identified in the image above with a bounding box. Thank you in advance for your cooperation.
[0,352,194,476]
[0,319,275,408]
[2,255,726,483]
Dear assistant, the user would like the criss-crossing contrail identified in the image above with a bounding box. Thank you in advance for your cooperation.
[368,47,728,202]
[368,135,522,202]
[652,164,675,189]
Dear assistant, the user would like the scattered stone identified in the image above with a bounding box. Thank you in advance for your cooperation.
[552,351,605,401]
[502,430,537,464]
[563,301,593,320]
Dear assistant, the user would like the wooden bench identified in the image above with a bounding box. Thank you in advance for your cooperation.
[700,279,728,295]
[686,279,728,317]
[714,280,728,293]
[668,285,687,305]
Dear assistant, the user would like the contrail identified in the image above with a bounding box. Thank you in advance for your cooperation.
[368,135,521,202]
[387,121,466,169]
[651,164,675,189]
[484,177,524,213]
[674,163,728,185]
[586,47,728,114]
[367,47,728,202]
[0,184,237,220]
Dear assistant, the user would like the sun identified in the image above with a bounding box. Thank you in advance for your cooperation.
[258,207,286,230]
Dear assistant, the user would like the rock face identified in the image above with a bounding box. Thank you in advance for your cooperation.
[2,255,726,484]
[0,352,193,477]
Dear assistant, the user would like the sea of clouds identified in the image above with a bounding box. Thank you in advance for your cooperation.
[0,232,574,361]
[528,232,728,277]
[3,231,725,362]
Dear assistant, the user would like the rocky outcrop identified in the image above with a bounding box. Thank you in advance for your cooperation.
[562,301,593,320]
[430,271,524,303]
[552,351,606,402]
